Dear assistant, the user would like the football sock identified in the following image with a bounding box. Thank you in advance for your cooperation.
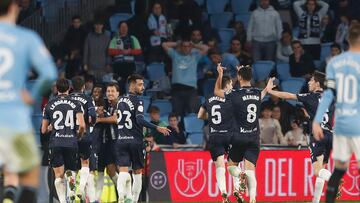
[326,168,346,203]
[132,174,142,203]
[216,167,227,194]
[227,166,241,177]
[78,167,90,194]
[313,177,325,203]
[245,170,257,202]
[96,172,104,200]
[319,168,331,181]
[117,172,130,202]
[86,173,96,202]
[54,178,66,203]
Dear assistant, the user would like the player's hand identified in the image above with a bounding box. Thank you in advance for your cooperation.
[217,63,224,76]
[47,124,53,132]
[157,126,171,136]
[21,89,34,105]
[312,122,324,141]
[266,77,276,91]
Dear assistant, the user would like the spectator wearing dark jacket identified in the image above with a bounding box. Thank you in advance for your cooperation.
[289,40,315,78]
[63,15,87,55]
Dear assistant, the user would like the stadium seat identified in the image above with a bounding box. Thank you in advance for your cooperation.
[218,28,235,52]
[109,13,133,32]
[314,60,322,71]
[231,0,252,14]
[151,99,172,115]
[202,78,216,97]
[292,26,300,38]
[187,133,204,145]
[206,0,229,14]
[276,63,291,81]
[320,43,332,62]
[146,63,166,81]
[139,96,151,113]
[252,60,275,82]
[183,113,204,133]
[160,114,169,125]
[194,0,205,7]
[210,12,233,29]
[32,114,43,144]
[281,78,305,106]
[234,13,251,28]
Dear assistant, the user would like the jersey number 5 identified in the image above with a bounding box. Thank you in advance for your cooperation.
[211,105,222,124]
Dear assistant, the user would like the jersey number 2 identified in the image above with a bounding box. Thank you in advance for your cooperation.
[118,110,133,129]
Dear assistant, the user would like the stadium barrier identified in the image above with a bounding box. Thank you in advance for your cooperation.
[148,150,359,202]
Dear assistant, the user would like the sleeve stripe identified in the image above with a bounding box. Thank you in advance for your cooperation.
[326,79,336,89]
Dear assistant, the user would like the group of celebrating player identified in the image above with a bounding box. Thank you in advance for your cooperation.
[199,24,360,203]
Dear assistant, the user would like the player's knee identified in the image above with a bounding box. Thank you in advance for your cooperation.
[215,156,225,168]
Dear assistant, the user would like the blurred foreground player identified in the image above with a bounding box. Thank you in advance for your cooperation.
[0,0,57,202]
[313,23,360,203]
[198,75,234,203]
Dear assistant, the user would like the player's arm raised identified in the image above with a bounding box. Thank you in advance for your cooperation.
[197,106,208,120]
[266,78,297,100]
[214,64,225,98]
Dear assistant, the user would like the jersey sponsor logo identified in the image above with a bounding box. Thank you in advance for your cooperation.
[174,159,206,197]
[55,132,74,138]
[118,135,134,140]
[240,127,258,133]
[150,171,167,190]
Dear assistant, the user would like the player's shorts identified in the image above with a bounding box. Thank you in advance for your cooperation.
[49,147,78,171]
[78,139,91,160]
[98,140,116,171]
[0,130,40,173]
[228,134,260,166]
[209,134,231,161]
[332,134,360,162]
[114,141,145,170]
[309,130,333,163]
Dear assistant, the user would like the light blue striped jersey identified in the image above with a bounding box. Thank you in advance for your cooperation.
[0,22,57,134]
[326,51,360,136]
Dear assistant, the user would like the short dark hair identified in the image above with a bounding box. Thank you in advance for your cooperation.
[56,79,70,93]
[261,103,273,112]
[221,75,232,89]
[148,106,160,114]
[291,40,302,47]
[71,76,85,92]
[237,65,252,81]
[207,49,221,57]
[331,43,341,50]
[72,15,81,21]
[348,23,360,45]
[313,71,326,89]
[117,20,127,29]
[168,112,178,120]
[106,82,120,92]
[0,0,15,16]
[127,74,144,84]
[231,36,242,43]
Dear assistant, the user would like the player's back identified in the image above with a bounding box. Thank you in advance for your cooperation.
[0,23,56,132]
[204,94,234,134]
[117,94,143,143]
[226,87,262,136]
[44,95,82,148]
[328,52,360,136]
[70,92,96,130]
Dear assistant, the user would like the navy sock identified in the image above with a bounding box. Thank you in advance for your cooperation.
[325,168,346,203]
[15,186,37,203]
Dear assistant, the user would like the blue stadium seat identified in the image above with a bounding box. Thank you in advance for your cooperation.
[292,26,300,38]
[202,78,216,97]
[320,43,332,62]
[151,99,172,115]
[160,114,169,126]
[218,28,235,52]
[32,114,43,144]
[183,113,204,133]
[280,78,305,106]
[207,0,229,14]
[210,12,233,29]
[194,0,205,7]
[252,60,275,82]
[314,60,322,71]
[276,63,291,81]
[234,13,251,28]
[146,63,166,81]
[231,0,252,14]
[109,13,133,32]
[187,133,204,145]
[138,96,151,113]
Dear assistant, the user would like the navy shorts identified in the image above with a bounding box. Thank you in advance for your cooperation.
[49,147,78,171]
[309,130,333,163]
[98,140,116,171]
[115,141,145,170]
[78,139,91,160]
[228,134,260,166]
[209,134,231,161]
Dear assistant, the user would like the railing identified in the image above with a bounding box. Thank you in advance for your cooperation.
[20,0,115,45]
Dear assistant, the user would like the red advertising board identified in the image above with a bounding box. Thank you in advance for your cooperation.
[150,150,359,202]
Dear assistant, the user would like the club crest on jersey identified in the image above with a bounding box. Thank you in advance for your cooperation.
[138,105,144,112]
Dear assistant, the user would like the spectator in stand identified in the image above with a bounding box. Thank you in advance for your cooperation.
[162,39,209,118]
[293,0,329,60]
[263,87,294,134]
[335,14,350,50]
[83,20,111,82]
[84,74,96,96]
[259,104,286,145]
[191,28,203,45]
[62,15,87,56]
[147,2,169,62]
[108,21,142,92]
[167,113,187,146]
[206,37,219,51]
[284,118,307,146]
[17,0,34,23]
[276,30,293,63]
[144,106,169,145]
[319,43,342,72]
[320,14,336,43]
[206,49,239,82]
[247,0,283,61]
[289,40,315,78]
[228,37,253,66]
[175,0,202,38]
[231,21,247,48]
